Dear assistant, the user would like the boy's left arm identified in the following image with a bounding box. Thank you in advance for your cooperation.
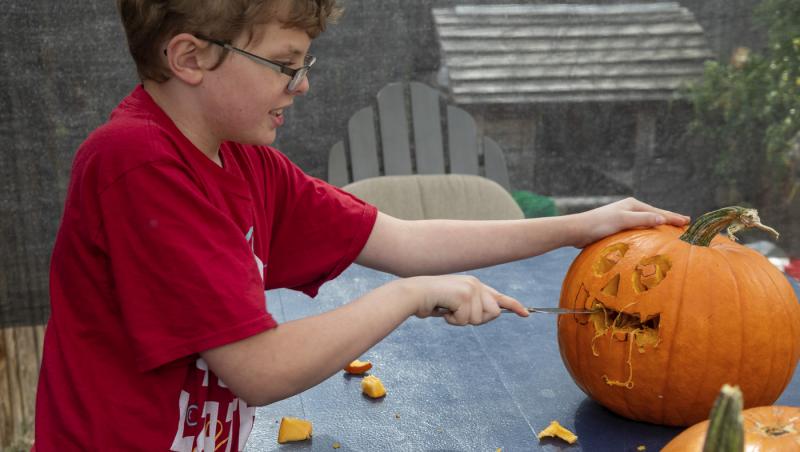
[355,197,689,277]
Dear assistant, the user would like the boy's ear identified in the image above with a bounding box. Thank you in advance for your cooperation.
[163,33,214,85]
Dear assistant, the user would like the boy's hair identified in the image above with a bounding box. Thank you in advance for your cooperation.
[117,0,341,82]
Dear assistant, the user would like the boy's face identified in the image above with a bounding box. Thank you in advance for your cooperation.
[200,21,312,146]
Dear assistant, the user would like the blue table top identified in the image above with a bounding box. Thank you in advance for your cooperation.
[246,247,800,452]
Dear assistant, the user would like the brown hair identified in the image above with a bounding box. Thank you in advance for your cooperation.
[116,0,341,82]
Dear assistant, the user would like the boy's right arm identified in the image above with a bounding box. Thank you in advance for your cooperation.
[200,275,527,406]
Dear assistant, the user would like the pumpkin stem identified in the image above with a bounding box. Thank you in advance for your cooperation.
[702,384,744,452]
[679,206,780,246]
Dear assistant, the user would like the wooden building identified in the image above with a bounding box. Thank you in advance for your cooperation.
[432,2,714,212]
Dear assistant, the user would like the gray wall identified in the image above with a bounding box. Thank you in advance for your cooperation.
[0,0,768,325]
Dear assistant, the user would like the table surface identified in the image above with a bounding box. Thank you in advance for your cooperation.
[246,247,800,452]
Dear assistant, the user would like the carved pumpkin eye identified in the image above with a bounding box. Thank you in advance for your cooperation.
[593,243,628,276]
[632,255,672,293]
[601,274,620,296]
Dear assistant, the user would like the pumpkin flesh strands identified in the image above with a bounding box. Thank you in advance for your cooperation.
[679,206,780,247]
[586,300,661,389]
[702,384,744,452]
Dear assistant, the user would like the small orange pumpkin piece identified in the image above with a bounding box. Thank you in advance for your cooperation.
[277,416,312,444]
[343,359,372,374]
[361,375,386,398]
[537,420,578,444]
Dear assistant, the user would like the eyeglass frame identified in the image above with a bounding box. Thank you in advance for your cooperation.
[194,34,315,92]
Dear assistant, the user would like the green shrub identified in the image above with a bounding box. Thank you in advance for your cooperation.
[512,190,558,218]
[683,0,800,207]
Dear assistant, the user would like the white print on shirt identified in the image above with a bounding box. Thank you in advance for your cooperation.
[245,226,265,281]
[170,359,256,451]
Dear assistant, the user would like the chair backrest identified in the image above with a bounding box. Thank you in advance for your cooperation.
[328,81,512,190]
[342,174,524,220]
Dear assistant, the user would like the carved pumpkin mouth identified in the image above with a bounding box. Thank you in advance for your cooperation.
[587,301,661,389]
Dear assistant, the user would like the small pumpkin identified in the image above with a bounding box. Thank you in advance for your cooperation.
[557,207,800,426]
[361,375,387,398]
[663,384,800,451]
[277,416,313,444]
[343,359,372,374]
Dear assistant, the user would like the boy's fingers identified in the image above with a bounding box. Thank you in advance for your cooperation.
[480,291,502,321]
[485,285,528,317]
[624,211,666,228]
[628,199,690,226]
[495,292,529,317]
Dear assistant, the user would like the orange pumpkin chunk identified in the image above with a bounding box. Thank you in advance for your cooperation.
[277,416,312,443]
[343,359,372,374]
[537,420,578,444]
[361,375,387,398]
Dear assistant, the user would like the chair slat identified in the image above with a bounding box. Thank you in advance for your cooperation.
[327,141,349,186]
[483,136,512,191]
[410,82,445,174]
[446,105,480,175]
[377,83,413,175]
[348,107,380,182]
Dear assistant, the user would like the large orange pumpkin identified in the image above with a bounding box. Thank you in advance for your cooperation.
[557,207,800,426]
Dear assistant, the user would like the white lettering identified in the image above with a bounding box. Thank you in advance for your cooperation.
[195,401,220,452]
[196,358,210,387]
[169,391,194,452]
[237,399,256,450]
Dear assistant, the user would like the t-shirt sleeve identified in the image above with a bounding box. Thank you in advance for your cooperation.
[98,160,277,372]
[263,150,378,296]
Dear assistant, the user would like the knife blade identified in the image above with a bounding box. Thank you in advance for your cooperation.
[502,307,595,315]
[436,306,595,316]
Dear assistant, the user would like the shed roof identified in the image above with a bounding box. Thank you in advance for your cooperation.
[432,2,714,104]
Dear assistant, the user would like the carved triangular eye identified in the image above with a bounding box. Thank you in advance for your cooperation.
[602,274,620,296]
[593,243,629,276]
[632,255,672,293]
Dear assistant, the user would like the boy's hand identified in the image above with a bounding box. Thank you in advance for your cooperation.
[572,197,690,248]
[404,275,529,325]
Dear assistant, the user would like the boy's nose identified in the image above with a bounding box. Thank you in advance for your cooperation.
[287,77,310,95]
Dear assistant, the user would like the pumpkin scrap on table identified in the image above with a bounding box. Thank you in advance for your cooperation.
[277,416,312,444]
[537,420,578,444]
[557,206,800,426]
[343,359,372,374]
[361,374,386,398]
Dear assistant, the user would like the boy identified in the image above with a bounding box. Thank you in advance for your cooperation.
[34,0,689,450]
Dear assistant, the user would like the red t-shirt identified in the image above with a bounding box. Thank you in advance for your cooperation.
[35,85,377,450]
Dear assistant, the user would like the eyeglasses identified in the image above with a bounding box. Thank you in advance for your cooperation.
[195,34,315,92]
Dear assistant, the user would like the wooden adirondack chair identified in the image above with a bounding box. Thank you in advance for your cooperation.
[327,81,512,190]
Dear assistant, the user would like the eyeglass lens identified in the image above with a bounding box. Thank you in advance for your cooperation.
[288,70,304,91]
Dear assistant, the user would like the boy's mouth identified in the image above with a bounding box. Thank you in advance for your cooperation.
[269,109,285,127]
